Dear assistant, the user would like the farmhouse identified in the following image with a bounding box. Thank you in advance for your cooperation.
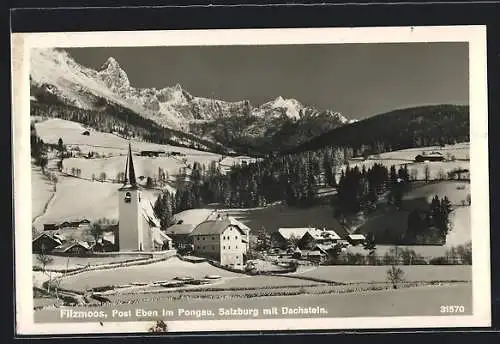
[271,228,311,249]
[414,152,445,162]
[347,234,366,246]
[190,215,249,267]
[32,232,63,254]
[92,238,115,252]
[52,241,92,256]
[297,228,341,250]
[305,250,327,264]
[140,150,165,157]
[43,223,59,231]
[117,143,173,252]
[166,222,196,248]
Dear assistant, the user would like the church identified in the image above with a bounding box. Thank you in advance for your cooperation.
[118,143,172,252]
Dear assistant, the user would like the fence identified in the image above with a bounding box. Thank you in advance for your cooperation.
[321,254,470,266]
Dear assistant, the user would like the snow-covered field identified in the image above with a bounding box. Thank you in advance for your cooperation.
[31,166,54,220]
[59,257,241,291]
[291,265,471,283]
[343,143,470,181]
[36,118,256,176]
[32,254,151,271]
[376,143,470,161]
[404,181,470,205]
[356,180,471,247]
[32,175,161,229]
[170,208,216,225]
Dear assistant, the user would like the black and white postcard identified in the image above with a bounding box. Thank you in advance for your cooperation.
[12,26,491,334]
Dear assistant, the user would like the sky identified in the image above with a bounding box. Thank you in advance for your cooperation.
[66,43,469,120]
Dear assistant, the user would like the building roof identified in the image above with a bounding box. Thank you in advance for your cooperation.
[102,232,115,244]
[119,142,138,191]
[307,229,341,241]
[166,223,196,236]
[348,234,366,240]
[52,241,91,253]
[190,218,246,236]
[32,232,62,244]
[141,199,160,228]
[277,228,314,240]
[152,228,172,245]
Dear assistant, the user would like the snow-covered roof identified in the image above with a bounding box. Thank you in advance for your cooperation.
[166,223,196,235]
[152,228,172,245]
[227,216,251,234]
[102,232,115,244]
[141,199,160,228]
[278,228,312,240]
[32,232,62,244]
[52,241,91,253]
[348,234,366,240]
[307,229,341,241]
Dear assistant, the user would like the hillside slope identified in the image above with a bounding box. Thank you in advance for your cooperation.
[291,105,469,155]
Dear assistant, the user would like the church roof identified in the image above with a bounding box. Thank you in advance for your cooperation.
[152,228,172,245]
[141,199,161,228]
[120,142,138,191]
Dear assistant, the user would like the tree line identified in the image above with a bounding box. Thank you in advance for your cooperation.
[335,163,410,216]
[292,104,469,156]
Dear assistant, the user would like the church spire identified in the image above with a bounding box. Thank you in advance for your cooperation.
[127,142,137,186]
[121,142,137,189]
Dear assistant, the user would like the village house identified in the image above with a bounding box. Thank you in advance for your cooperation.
[347,234,367,246]
[165,222,196,248]
[43,223,59,231]
[52,241,92,256]
[117,143,173,252]
[297,228,341,250]
[140,150,165,157]
[32,232,63,254]
[414,152,445,162]
[190,215,249,267]
[271,228,311,250]
[92,237,115,252]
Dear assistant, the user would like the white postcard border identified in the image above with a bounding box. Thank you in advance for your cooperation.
[12,25,491,335]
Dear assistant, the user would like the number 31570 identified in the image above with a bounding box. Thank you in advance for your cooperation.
[440,305,465,313]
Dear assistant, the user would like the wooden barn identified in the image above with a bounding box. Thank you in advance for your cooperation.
[52,241,92,256]
[32,233,62,254]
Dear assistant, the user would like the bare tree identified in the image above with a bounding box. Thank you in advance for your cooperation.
[36,247,54,292]
[386,265,405,289]
[424,165,431,182]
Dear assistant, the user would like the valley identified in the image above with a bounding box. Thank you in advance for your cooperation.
[27,47,474,325]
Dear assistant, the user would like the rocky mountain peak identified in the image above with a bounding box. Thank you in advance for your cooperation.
[99,57,121,71]
[98,56,130,91]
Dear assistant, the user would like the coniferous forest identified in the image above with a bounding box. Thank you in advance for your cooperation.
[290,105,469,156]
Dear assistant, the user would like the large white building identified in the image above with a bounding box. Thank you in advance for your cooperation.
[118,143,172,252]
[190,213,249,267]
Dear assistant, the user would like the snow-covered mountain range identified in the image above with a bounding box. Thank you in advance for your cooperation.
[30,48,355,154]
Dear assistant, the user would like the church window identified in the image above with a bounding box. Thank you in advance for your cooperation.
[124,192,132,203]
[235,236,238,240]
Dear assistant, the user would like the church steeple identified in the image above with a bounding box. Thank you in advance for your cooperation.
[121,142,138,190]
